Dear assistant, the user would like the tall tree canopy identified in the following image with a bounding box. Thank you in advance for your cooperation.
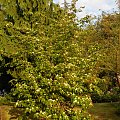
[0,0,101,119]
[93,12,120,91]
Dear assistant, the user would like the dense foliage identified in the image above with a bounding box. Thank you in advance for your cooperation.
[96,12,120,96]
[0,0,102,119]
[86,10,120,114]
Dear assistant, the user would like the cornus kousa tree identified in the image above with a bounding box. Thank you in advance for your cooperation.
[0,0,101,119]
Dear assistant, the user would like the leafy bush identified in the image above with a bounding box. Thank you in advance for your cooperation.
[91,87,120,103]
[0,0,101,119]
[0,96,7,105]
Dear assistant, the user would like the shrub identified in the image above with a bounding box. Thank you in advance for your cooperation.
[0,0,101,119]
[91,87,120,103]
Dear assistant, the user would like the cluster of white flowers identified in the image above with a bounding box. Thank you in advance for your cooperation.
[36,88,41,92]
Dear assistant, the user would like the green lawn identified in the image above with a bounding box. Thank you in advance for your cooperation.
[0,101,120,120]
[88,102,120,120]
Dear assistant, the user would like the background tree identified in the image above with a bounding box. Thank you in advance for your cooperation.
[95,12,120,86]
[85,12,120,103]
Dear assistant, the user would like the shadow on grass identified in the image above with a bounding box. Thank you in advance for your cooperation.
[8,107,24,120]
[88,102,120,120]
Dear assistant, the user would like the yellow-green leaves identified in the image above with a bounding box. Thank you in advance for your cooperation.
[0,0,101,119]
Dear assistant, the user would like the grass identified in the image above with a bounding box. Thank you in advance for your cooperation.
[0,96,120,120]
[88,102,120,120]
[0,105,23,120]
[0,105,11,120]
[0,96,22,120]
